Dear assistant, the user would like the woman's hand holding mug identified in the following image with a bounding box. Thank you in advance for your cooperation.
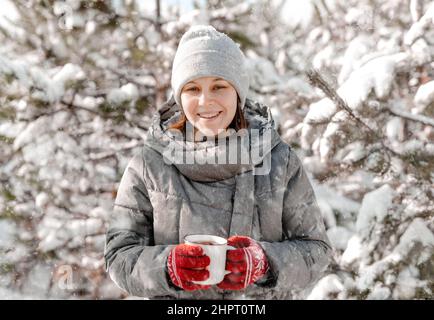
[217,235,269,290]
[167,234,269,291]
[167,244,211,291]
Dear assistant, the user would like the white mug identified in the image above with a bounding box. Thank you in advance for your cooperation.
[184,234,234,285]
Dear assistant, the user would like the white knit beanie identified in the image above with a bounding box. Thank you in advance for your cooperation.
[171,25,250,109]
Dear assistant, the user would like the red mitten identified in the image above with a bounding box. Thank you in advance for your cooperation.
[167,244,211,291]
[217,236,269,290]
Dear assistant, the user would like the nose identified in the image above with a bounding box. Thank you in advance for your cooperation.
[198,88,212,106]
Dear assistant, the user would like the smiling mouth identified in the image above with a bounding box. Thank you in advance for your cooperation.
[197,111,222,119]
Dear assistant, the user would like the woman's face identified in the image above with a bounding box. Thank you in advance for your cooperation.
[180,77,238,137]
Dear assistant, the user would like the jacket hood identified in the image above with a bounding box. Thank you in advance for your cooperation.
[143,95,282,182]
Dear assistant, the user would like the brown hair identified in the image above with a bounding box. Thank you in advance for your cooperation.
[167,97,248,135]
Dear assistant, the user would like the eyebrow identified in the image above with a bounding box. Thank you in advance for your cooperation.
[186,78,225,85]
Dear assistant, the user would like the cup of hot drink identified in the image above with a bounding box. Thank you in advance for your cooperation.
[184,234,234,285]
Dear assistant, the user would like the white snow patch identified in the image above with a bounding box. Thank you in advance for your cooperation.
[278,0,315,30]
[21,263,52,298]
[386,117,405,142]
[0,122,26,139]
[313,184,360,220]
[414,80,434,112]
[245,53,282,89]
[366,283,391,300]
[356,184,395,237]
[327,226,354,251]
[35,192,50,209]
[305,52,409,125]
[341,235,363,266]
[0,220,16,249]
[393,218,434,265]
[404,2,434,45]
[393,266,426,299]
[307,274,344,300]
[107,83,139,105]
[338,35,374,85]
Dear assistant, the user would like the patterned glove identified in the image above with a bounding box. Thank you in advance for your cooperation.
[167,244,211,291]
[217,236,269,290]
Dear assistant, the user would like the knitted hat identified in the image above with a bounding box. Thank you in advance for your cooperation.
[171,25,250,109]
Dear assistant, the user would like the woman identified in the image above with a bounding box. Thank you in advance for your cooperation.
[104,25,332,299]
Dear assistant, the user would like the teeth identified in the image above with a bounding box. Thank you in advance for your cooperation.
[199,112,220,119]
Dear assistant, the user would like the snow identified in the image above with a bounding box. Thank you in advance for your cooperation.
[0,288,40,300]
[278,0,315,30]
[414,80,434,111]
[77,96,99,109]
[341,142,367,164]
[35,192,50,209]
[0,56,32,86]
[341,235,364,266]
[0,121,26,138]
[29,64,85,103]
[393,266,426,299]
[304,98,337,124]
[22,136,56,166]
[0,0,24,40]
[89,206,109,219]
[327,226,354,251]
[349,217,434,296]
[313,184,361,220]
[284,77,316,98]
[301,155,328,176]
[393,218,434,265]
[178,9,210,27]
[306,274,344,300]
[366,283,391,300]
[0,219,16,250]
[356,184,395,238]
[404,1,434,45]
[107,83,139,105]
[410,38,432,65]
[13,116,50,150]
[386,117,405,142]
[338,35,374,85]
[97,278,126,299]
[21,263,52,298]
[0,59,85,103]
[338,52,409,109]
[81,256,104,269]
[0,243,29,264]
[312,45,335,70]
[53,63,85,85]
[394,139,425,155]
[305,52,409,126]
[246,53,282,89]
[317,198,336,228]
[68,218,104,237]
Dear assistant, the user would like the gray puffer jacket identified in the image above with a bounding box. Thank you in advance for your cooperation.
[104,97,332,299]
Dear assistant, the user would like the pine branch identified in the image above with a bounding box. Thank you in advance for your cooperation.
[305,68,409,173]
[386,107,434,127]
[305,68,434,177]
[306,68,381,139]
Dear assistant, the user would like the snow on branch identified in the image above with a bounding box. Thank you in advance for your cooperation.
[387,106,434,128]
[306,68,380,138]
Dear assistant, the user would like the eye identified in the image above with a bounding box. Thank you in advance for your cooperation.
[185,87,199,92]
[214,85,227,90]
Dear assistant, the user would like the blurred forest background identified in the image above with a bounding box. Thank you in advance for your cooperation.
[0,0,433,299]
